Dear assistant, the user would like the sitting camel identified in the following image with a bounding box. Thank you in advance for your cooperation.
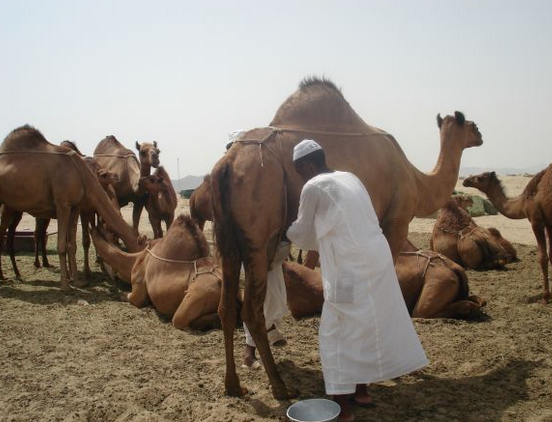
[139,166,177,238]
[463,169,551,302]
[283,240,486,319]
[189,175,212,231]
[92,215,225,330]
[430,195,516,270]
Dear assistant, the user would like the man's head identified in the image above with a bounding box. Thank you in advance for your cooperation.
[292,139,329,182]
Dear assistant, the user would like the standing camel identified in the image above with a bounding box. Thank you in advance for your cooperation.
[91,215,224,330]
[138,166,177,238]
[60,140,120,278]
[0,126,143,290]
[93,136,160,232]
[463,168,552,302]
[210,77,483,399]
[189,175,212,231]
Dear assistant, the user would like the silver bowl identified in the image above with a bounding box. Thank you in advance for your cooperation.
[287,398,341,422]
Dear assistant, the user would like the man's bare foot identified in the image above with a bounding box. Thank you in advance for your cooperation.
[352,384,375,408]
[333,394,354,422]
[243,344,257,367]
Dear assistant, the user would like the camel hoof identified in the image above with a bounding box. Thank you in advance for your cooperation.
[540,298,549,305]
[73,279,89,289]
[225,385,248,397]
[273,386,299,400]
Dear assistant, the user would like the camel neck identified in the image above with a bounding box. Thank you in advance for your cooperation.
[485,181,526,219]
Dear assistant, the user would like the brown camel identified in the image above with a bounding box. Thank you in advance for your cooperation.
[430,195,515,270]
[284,241,485,320]
[138,166,177,238]
[60,140,121,279]
[91,215,224,330]
[0,126,142,290]
[93,136,160,231]
[210,77,483,399]
[189,175,212,231]
[463,169,552,302]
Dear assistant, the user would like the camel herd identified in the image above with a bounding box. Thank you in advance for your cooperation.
[0,77,551,403]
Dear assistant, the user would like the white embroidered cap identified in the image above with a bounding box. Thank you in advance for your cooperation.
[293,139,322,161]
[228,129,245,143]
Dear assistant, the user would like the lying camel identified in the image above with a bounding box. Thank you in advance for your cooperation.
[431,195,515,270]
[139,166,177,238]
[189,175,212,231]
[284,240,485,319]
[92,215,225,330]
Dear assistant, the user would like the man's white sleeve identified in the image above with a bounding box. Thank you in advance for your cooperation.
[286,183,319,251]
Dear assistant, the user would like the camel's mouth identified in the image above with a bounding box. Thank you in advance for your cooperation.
[462,179,473,187]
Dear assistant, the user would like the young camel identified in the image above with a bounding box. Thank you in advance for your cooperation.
[284,240,486,320]
[139,166,177,238]
[430,195,516,270]
[463,169,552,302]
[0,126,142,290]
[92,215,225,330]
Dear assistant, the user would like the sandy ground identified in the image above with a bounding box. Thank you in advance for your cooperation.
[1,175,552,422]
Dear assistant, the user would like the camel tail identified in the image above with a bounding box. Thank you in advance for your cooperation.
[451,263,470,301]
[210,162,242,268]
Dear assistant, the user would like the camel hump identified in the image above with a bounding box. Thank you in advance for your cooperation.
[1,125,54,151]
[523,167,549,198]
[60,140,85,156]
[94,135,133,156]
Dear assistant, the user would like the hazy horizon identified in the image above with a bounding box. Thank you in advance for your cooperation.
[2,1,551,179]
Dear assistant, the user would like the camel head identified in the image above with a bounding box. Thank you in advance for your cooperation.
[136,141,160,168]
[437,111,483,149]
[138,174,164,192]
[452,194,473,211]
[96,168,119,187]
[462,172,497,193]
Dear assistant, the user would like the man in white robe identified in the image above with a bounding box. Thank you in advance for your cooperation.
[287,139,428,422]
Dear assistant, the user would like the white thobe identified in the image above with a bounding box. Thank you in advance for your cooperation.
[243,242,290,347]
[287,171,428,395]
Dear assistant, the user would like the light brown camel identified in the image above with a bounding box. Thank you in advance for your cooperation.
[0,126,142,290]
[284,242,486,320]
[430,195,515,270]
[59,140,121,279]
[138,166,177,238]
[210,77,483,399]
[91,215,225,330]
[93,136,160,231]
[189,175,212,231]
[463,169,552,302]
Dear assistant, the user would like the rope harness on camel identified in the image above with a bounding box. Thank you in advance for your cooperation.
[438,225,488,242]
[230,126,390,244]
[145,247,222,289]
[399,250,449,278]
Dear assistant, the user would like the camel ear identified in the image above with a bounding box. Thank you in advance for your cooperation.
[153,141,157,148]
[454,111,465,125]
[436,114,443,129]
[491,171,496,178]
[135,141,141,150]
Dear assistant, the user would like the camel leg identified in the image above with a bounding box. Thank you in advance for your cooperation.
[426,300,483,319]
[172,276,221,331]
[56,205,72,291]
[242,250,296,400]
[81,212,92,279]
[531,223,549,303]
[127,273,149,308]
[412,281,459,319]
[132,202,144,233]
[7,212,23,279]
[0,207,19,280]
[34,218,51,268]
[218,252,246,397]
[381,217,410,263]
[68,207,85,287]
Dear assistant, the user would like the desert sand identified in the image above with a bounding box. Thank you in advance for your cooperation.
[1,175,551,422]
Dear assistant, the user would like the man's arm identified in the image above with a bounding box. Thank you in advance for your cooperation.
[287,183,319,251]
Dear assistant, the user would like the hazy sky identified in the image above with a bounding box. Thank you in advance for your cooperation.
[1,0,551,180]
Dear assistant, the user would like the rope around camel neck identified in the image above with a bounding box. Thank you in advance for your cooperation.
[144,248,222,282]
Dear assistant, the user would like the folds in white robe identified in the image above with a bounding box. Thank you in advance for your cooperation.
[287,171,428,395]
